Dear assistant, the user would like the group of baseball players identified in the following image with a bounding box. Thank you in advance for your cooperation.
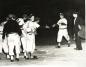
[0,11,82,62]
[0,13,40,62]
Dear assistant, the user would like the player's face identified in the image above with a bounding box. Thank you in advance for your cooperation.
[31,16,34,21]
[60,15,64,19]
[23,17,26,20]
[73,14,78,18]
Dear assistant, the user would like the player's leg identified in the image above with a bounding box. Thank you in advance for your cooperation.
[26,34,32,59]
[8,35,15,62]
[57,30,63,48]
[21,37,27,59]
[0,42,2,60]
[0,35,2,59]
[75,33,82,50]
[15,35,21,61]
[63,29,70,47]
[2,38,10,59]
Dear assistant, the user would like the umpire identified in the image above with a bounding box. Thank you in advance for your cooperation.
[73,12,82,50]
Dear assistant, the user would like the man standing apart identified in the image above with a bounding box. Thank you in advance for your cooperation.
[73,12,82,50]
[56,13,70,48]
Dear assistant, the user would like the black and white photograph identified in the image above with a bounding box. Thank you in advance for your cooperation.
[0,0,85,67]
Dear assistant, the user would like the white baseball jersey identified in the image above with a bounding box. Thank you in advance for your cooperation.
[57,18,70,42]
[21,20,40,53]
[57,18,67,29]
[23,21,40,33]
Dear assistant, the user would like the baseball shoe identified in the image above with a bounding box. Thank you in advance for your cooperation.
[15,58,19,61]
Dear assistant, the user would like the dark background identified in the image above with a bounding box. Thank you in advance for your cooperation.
[0,0,85,24]
[0,0,85,42]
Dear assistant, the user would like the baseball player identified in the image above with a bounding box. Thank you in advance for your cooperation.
[17,17,25,53]
[56,13,70,48]
[1,18,10,59]
[0,24,3,59]
[2,14,22,62]
[21,15,40,59]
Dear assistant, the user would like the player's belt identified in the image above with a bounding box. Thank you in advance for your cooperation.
[8,33,18,36]
[27,32,32,35]
[9,32,17,34]
[27,32,31,33]
[59,28,67,29]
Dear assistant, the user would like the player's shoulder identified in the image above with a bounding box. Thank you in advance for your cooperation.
[62,18,67,20]
[18,18,23,20]
[62,18,67,21]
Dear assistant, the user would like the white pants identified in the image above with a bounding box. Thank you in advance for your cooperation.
[21,33,35,53]
[0,34,2,53]
[7,33,20,56]
[0,35,8,53]
[57,29,70,42]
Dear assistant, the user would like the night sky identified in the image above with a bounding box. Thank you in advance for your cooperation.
[0,0,85,25]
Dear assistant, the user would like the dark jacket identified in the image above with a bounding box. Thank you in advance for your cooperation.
[73,17,81,33]
[2,19,22,39]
